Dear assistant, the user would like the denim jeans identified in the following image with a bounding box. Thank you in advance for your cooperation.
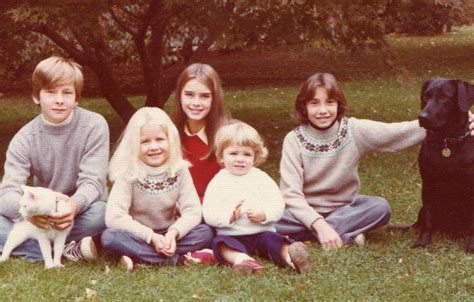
[101,224,213,265]
[0,201,106,262]
[275,195,391,245]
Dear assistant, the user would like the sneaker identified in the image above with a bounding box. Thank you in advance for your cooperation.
[183,249,216,265]
[119,255,134,272]
[288,242,313,274]
[62,236,98,262]
[354,233,365,247]
[232,259,265,276]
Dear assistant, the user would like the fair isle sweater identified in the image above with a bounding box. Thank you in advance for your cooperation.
[203,167,284,236]
[105,168,202,243]
[0,107,109,219]
[280,117,426,229]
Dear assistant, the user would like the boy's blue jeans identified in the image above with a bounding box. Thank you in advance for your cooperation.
[101,224,213,265]
[0,201,106,262]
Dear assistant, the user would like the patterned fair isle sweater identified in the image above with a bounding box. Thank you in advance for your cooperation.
[280,117,426,229]
[105,168,202,243]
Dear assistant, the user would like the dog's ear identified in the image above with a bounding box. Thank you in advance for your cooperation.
[457,80,474,112]
[420,79,433,109]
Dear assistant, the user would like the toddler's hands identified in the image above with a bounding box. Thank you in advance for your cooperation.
[247,209,266,223]
[161,229,178,257]
[312,218,343,251]
[230,200,244,224]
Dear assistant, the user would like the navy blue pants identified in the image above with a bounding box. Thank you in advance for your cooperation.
[212,231,292,267]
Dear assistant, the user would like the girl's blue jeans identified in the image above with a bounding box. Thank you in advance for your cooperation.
[101,224,213,265]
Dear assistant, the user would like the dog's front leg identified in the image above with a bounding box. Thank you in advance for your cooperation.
[413,186,433,248]
[467,197,474,253]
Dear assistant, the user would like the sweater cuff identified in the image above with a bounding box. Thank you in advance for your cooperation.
[299,210,323,230]
[0,192,22,220]
[145,229,154,244]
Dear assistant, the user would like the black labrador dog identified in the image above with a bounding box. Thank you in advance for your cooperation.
[414,78,474,253]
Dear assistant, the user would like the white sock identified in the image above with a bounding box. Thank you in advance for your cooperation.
[234,254,253,265]
[285,254,295,269]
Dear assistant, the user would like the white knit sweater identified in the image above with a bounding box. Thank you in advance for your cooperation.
[203,167,284,236]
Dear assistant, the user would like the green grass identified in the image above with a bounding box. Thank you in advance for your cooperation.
[1,26,474,301]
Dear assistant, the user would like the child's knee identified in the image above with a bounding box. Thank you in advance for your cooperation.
[372,197,391,222]
[100,229,117,250]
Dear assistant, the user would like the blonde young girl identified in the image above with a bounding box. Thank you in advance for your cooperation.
[203,122,312,275]
[173,63,230,201]
[101,107,212,270]
[276,73,474,250]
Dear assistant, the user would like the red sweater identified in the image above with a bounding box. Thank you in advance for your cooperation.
[182,134,221,202]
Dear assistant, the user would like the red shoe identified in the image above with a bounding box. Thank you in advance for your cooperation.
[232,259,266,276]
[183,249,216,265]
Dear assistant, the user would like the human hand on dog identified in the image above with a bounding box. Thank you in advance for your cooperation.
[469,111,474,135]
[312,218,343,251]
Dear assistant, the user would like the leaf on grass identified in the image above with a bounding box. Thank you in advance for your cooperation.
[294,284,307,293]
[103,265,110,275]
[192,288,206,299]
[90,280,97,285]
[406,265,413,276]
[85,288,99,301]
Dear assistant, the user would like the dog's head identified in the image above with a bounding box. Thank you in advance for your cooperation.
[419,78,474,130]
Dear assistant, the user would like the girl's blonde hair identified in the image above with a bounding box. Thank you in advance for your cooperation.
[173,63,230,158]
[109,107,189,182]
[32,56,84,101]
[215,122,268,166]
[294,73,348,124]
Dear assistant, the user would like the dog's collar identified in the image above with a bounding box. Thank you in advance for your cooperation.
[428,130,470,142]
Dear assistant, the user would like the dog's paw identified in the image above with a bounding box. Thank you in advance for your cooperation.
[412,240,429,249]
[466,239,474,253]
[0,256,9,262]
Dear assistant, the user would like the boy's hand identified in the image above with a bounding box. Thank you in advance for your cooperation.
[28,215,49,229]
[247,209,266,223]
[49,194,77,230]
[161,229,179,257]
[230,200,244,224]
[312,218,343,251]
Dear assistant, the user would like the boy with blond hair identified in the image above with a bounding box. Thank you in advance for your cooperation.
[0,56,109,262]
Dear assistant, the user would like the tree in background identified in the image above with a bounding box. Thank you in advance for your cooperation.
[0,0,469,121]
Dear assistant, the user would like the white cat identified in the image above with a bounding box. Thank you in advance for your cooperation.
[0,185,73,269]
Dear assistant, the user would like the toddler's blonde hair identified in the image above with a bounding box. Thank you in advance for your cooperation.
[215,121,268,166]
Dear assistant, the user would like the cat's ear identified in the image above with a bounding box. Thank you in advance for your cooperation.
[21,185,36,200]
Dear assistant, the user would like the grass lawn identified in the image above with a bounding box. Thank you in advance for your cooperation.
[0,27,473,301]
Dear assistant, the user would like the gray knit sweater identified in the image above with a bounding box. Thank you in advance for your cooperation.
[280,117,426,228]
[0,107,109,219]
